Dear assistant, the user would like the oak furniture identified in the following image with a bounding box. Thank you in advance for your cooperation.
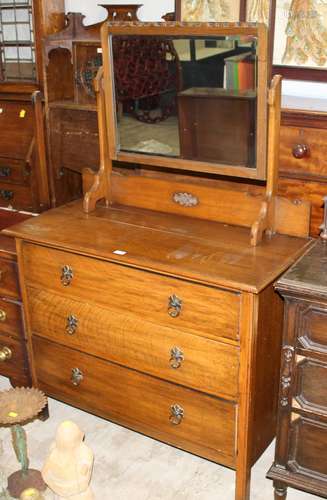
[0,210,39,388]
[267,225,327,499]
[0,0,65,214]
[43,6,142,207]
[278,98,327,237]
[178,87,256,165]
[5,22,313,500]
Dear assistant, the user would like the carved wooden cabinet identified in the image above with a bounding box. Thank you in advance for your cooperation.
[278,102,327,237]
[267,240,327,499]
[43,6,142,207]
[0,0,65,214]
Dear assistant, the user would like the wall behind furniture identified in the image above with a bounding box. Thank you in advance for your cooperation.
[65,0,326,102]
[65,0,174,24]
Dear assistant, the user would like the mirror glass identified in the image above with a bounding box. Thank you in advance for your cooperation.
[111,34,258,168]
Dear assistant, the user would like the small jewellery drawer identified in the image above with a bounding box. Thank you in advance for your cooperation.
[0,183,33,211]
[33,336,236,467]
[28,289,239,400]
[279,125,327,179]
[0,258,19,299]
[0,297,23,338]
[0,158,30,185]
[22,243,240,342]
[0,332,28,381]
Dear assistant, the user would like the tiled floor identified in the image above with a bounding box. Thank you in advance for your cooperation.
[0,376,317,499]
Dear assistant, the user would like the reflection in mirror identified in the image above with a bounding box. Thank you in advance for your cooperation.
[111,35,258,168]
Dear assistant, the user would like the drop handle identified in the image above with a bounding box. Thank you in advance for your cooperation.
[71,367,83,386]
[292,144,309,159]
[168,295,182,318]
[170,347,184,369]
[66,314,78,335]
[61,265,73,286]
[170,404,184,425]
[0,346,12,362]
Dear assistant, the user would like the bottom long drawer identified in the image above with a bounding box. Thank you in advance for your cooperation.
[33,336,236,467]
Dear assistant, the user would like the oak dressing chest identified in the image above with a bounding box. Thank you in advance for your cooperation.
[5,22,313,500]
[267,208,327,499]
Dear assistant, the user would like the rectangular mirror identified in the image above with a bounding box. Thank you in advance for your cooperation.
[102,24,268,180]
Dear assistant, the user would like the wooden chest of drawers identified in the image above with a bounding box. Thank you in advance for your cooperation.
[0,234,30,387]
[267,240,327,499]
[6,201,313,500]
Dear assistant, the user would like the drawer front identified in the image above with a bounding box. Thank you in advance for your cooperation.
[294,357,327,416]
[279,126,327,179]
[0,297,23,338]
[0,332,28,382]
[288,415,327,479]
[28,289,239,400]
[22,243,240,342]
[0,258,19,299]
[0,183,34,211]
[296,303,327,353]
[33,336,236,467]
[0,157,30,185]
[0,101,34,159]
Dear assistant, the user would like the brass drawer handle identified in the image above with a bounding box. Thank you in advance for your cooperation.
[71,367,83,386]
[0,346,12,362]
[168,295,182,318]
[170,347,184,369]
[292,144,309,159]
[66,314,78,335]
[0,309,7,322]
[170,404,184,425]
[61,265,73,286]
[0,167,11,177]
[0,189,13,201]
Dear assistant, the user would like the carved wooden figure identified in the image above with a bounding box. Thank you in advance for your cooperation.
[42,420,94,500]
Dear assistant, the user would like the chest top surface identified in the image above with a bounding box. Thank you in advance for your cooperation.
[4,200,312,294]
[276,239,327,298]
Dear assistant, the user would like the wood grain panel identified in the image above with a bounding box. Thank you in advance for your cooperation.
[112,172,264,228]
[27,288,239,399]
[33,336,236,467]
[22,243,241,343]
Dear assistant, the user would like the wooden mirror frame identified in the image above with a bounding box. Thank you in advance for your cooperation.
[101,22,269,181]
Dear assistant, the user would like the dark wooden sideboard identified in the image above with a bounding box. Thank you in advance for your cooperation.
[267,239,327,499]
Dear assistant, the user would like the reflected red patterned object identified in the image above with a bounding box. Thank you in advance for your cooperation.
[112,36,182,122]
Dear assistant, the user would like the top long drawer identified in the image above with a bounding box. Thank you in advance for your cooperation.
[21,243,240,342]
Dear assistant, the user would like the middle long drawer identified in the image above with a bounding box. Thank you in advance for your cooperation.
[27,288,239,400]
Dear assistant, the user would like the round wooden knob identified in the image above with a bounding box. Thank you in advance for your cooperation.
[292,144,309,159]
